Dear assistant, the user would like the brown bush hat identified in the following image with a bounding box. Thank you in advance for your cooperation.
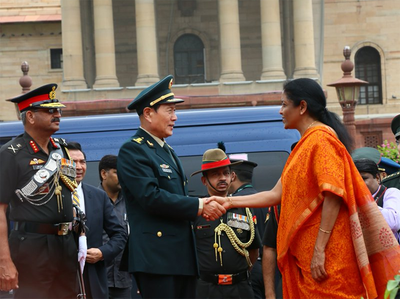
[191,148,242,176]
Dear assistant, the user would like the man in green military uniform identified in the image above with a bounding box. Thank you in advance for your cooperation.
[191,148,261,298]
[117,75,226,298]
[382,114,400,189]
[0,84,79,298]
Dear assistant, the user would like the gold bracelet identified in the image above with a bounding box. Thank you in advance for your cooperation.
[319,227,332,234]
[227,197,234,207]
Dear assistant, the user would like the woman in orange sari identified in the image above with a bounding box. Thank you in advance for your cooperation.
[209,78,400,298]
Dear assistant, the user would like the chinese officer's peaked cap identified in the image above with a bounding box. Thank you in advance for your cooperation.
[391,114,400,139]
[127,75,184,115]
[8,83,65,113]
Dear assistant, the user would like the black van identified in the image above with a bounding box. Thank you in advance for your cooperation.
[0,106,300,196]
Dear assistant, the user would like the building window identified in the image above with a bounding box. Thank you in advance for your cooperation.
[50,49,63,69]
[355,46,382,105]
[363,131,382,148]
[174,34,205,84]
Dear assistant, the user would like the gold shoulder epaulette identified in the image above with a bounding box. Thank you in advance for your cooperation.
[383,171,400,181]
[133,137,144,144]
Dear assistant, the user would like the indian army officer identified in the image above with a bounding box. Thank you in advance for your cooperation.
[0,84,79,298]
[191,148,261,298]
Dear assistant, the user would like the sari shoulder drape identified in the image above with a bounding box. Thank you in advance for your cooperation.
[277,125,400,299]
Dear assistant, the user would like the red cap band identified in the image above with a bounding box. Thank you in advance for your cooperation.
[201,158,231,171]
[18,94,50,111]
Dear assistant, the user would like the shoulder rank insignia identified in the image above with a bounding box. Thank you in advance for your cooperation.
[133,137,144,144]
[147,140,154,147]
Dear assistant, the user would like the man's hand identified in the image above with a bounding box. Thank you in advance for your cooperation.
[206,196,231,210]
[201,200,226,221]
[86,248,103,264]
[0,258,18,292]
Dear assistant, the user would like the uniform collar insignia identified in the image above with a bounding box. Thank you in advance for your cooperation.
[147,140,154,147]
[29,140,39,153]
[30,158,46,165]
[50,137,59,149]
[160,164,170,169]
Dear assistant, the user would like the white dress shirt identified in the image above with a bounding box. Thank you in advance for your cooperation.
[374,185,400,241]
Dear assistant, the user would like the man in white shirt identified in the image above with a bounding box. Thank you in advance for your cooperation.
[354,158,400,242]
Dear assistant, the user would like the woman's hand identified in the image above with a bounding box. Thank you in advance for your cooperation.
[206,196,231,210]
[310,246,328,282]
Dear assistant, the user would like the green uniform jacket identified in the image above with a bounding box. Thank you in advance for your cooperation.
[382,171,400,189]
[117,128,199,276]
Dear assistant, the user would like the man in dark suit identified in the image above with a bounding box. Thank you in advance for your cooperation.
[67,142,127,299]
[117,75,226,298]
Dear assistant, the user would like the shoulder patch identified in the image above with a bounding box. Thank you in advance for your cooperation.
[5,138,24,155]
[133,137,144,144]
[7,143,22,154]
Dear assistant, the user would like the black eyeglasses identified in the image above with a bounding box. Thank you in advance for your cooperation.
[32,108,62,115]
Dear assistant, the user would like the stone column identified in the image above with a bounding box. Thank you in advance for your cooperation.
[93,0,119,88]
[260,0,286,80]
[135,0,159,86]
[292,0,319,78]
[61,0,87,89]
[218,0,245,82]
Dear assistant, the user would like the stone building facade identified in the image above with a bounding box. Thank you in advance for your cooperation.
[0,0,399,148]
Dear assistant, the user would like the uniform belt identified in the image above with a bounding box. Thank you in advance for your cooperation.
[14,221,72,236]
[200,270,249,285]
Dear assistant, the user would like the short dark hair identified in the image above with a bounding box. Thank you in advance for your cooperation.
[98,155,117,182]
[231,167,252,183]
[354,158,379,178]
[66,141,86,160]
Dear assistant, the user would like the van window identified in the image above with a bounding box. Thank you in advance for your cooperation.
[85,151,289,197]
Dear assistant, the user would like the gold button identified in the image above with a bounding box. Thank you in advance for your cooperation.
[157,231,162,237]
[168,176,171,179]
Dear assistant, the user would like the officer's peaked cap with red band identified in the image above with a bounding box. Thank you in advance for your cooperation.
[8,83,65,112]
[191,148,242,176]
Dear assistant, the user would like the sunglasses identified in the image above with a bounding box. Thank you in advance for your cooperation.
[32,108,63,115]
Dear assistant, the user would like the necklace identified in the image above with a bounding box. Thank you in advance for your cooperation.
[306,120,317,131]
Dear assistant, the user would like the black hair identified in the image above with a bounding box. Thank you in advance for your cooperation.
[66,141,87,160]
[283,78,354,153]
[231,167,253,183]
[354,159,379,178]
[98,155,117,182]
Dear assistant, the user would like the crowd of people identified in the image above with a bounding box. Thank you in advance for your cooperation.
[0,76,400,299]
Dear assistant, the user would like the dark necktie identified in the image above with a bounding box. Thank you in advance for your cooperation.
[163,143,177,166]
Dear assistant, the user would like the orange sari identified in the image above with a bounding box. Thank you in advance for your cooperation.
[277,126,400,299]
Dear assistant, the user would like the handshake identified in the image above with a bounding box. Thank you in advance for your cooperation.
[199,196,234,221]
